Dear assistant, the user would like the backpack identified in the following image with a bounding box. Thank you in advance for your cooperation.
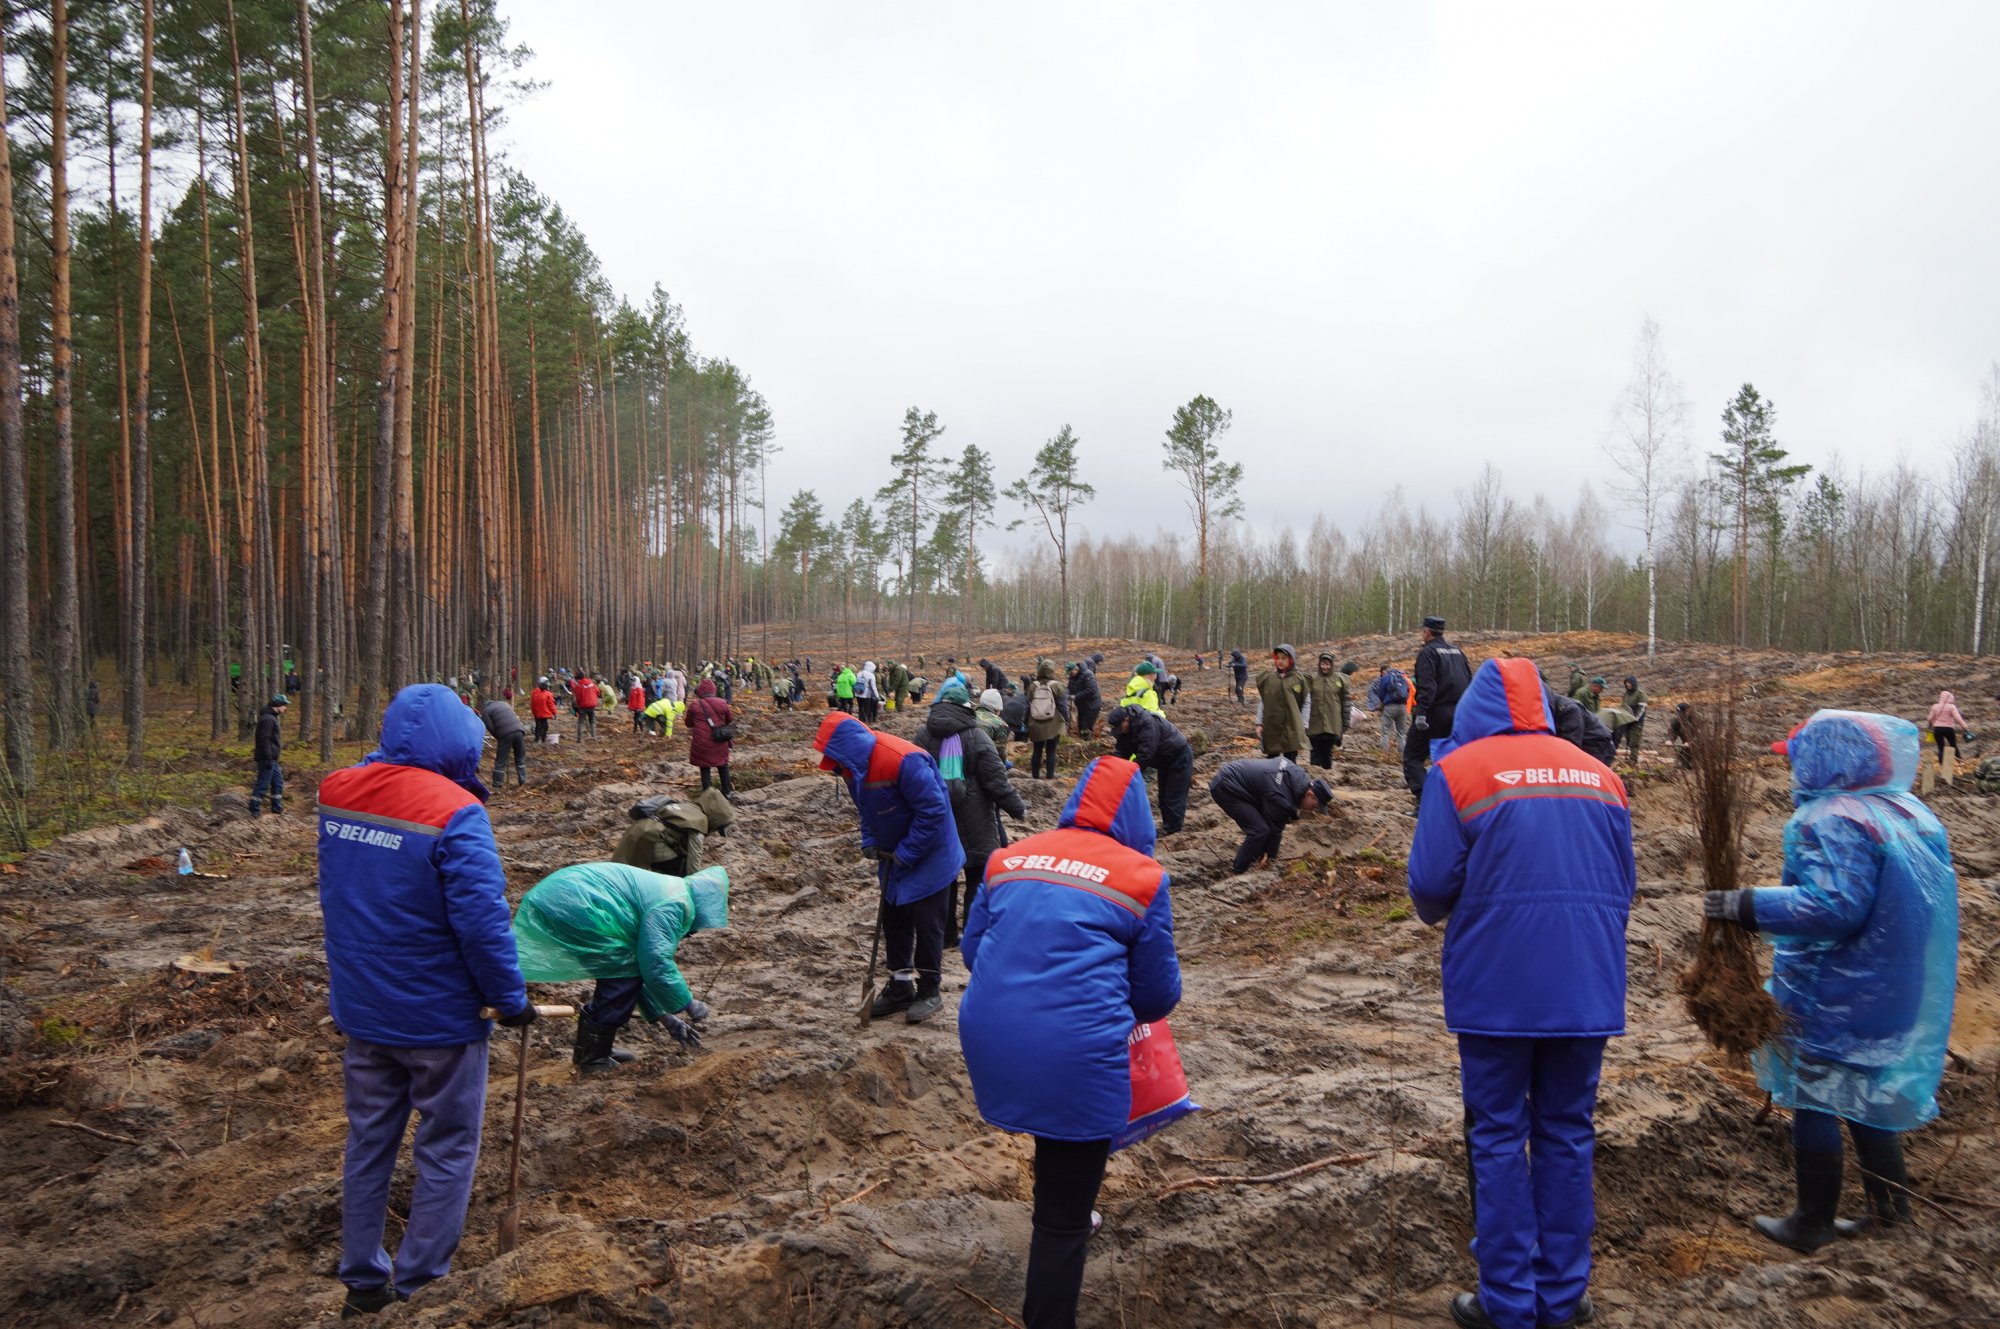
[700,699,737,743]
[1976,756,2000,795]
[1383,669,1409,704]
[1030,680,1058,723]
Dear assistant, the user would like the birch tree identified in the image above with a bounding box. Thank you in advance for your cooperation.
[1607,315,1688,660]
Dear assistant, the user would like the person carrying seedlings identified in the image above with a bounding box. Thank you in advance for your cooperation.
[1254,643,1311,761]
[250,694,289,816]
[687,678,736,798]
[1406,658,1634,1329]
[1065,660,1103,739]
[512,862,729,1073]
[479,695,528,789]
[1120,660,1163,713]
[958,757,1182,1329]
[530,677,558,744]
[814,710,965,1024]
[1025,660,1071,780]
[1579,676,1604,714]
[1705,709,1958,1253]
[1608,675,1648,763]
[914,679,1026,944]
[1405,616,1472,805]
[316,683,533,1317]
[572,672,601,740]
[1229,648,1250,705]
[1209,757,1334,874]
[834,662,858,713]
[1108,701,1195,835]
[1926,689,1968,776]
[1366,662,1412,752]
[1305,652,1351,768]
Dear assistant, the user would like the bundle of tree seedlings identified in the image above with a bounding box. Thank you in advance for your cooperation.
[1676,696,1784,1057]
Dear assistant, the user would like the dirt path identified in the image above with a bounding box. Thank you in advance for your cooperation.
[2,630,1997,1327]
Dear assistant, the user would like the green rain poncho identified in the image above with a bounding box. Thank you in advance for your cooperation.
[511,863,730,1020]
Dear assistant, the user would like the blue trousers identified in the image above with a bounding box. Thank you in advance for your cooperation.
[250,761,284,813]
[340,1038,489,1298]
[1458,1034,1606,1329]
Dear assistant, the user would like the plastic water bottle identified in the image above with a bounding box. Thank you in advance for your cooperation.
[177,847,193,876]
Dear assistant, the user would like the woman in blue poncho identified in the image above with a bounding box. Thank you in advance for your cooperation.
[1705,709,1959,1252]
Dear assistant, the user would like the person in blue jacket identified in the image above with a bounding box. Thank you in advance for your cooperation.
[316,683,534,1318]
[1705,709,1958,1252]
[813,711,966,1024]
[960,756,1181,1329]
[1407,658,1634,1329]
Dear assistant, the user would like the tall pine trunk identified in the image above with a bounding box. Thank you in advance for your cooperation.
[0,6,29,792]
[48,0,82,747]
[122,0,155,765]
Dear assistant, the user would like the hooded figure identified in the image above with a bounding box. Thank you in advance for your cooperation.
[914,680,1026,943]
[612,794,711,877]
[959,757,1181,1329]
[1706,710,1958,1253]
[1108,702,1195,835]
[1305,653,1350,767]
[1926,690,1967,768]
[512,863,729,1071]
[1066,661,1103,738]
[688,679,735,797]
[316,683,530,1314]
[1408,659,1634,1329]
[1254,644,1311,758]
[815,712,966,1023]
[856,661,881,722]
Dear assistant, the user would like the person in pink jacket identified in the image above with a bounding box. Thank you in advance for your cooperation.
[1926,691,1967,769]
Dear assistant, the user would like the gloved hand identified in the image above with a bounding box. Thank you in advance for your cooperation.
[496,1004,539,1028]
[860,845,883,862]
[681,998,712,1023]
[659,1014,703,1047]
[1704,889,1757,930]
[1412,715,1430,733]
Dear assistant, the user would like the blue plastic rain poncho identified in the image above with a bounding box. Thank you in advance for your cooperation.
[1750,710,1959,1130]
[511,863,730,1020]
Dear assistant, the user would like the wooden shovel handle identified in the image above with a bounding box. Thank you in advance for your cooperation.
[480,1003,577,1020]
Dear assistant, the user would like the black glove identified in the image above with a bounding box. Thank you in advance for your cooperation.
[681,998,712,1023]
[1703,889,1757,930]
[860,845,883,862]
[1412,715,1430,733]
[496,1004,539,1028]
[660,1014,703,1047]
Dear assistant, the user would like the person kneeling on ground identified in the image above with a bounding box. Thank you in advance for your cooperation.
[316,683,532,1316]
[815,711,965,1023]
[1208,757,1333,873]
[1107,702,1194,835]
[959,757,1181,1329]
[512,862,730,1073]
[1408,658,1634,1329]
[1706,709,1958,1253]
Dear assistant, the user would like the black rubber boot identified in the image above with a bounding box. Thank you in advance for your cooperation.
[1839,1132,1913,1236]
[906,981,944,1024]
[1545,1293,1596,1327]
[1754,1148,1843,1252]
[341,1285,401,1318]
[572,1016,621,1074]
[869,979,916,1020]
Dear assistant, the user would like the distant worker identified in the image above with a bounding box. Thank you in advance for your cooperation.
[572,672,601,741]
[479,694,528,789]
[1304,653,1353,768]
[887,658,912,712]
[913,679,1026,944]
[1613,675,1648,763]
[687,679,735,799]
[1066,660,1102,740]
[1254,644,1311,762]
[645,691,683,737]
[627,678,648,732]
[1404,616,1471,807]
[1229,648,1249,705]
[1209,757,1333,874]
[1122,660,1163,713]
[976,688,1012,749]
[250,693,289,817]
[1567,664,1590,705]
[1580,676,1605,714]
[1366,662,1411,753]
[1927,689,1967,778]
[814,711,965,1024]
[1667,702,1694,768]
[1707,710,1957,1253]
[1025,661,1071,780]
[1108,701,1195,835]
[612,791,730,878]
[834,662,857,714]
[512,863,727,1073]
[1408,659,1634,1329]
[530,677,558,744]
[857,660,882,723]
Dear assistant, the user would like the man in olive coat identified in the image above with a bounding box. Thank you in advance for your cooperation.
[1254,644,1311,762]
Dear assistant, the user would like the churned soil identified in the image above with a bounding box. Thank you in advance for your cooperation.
[2,626,1998,1327]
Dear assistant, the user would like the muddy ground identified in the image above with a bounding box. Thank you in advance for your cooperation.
[2,627,1998,1328]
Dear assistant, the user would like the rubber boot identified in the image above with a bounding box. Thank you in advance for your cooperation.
[1754,1148,1843,1252]
[869,978,916,1020]
[1839,1132,1912,1236]
[572,1016,621,1074]
[341,1285,402,1318]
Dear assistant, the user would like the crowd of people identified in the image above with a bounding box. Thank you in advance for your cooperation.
[302,624,1965,1329]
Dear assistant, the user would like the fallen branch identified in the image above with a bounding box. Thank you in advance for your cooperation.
[1155,1150,1370,1197]
[834,1176,888,1208]
[49,1119,142,1147]
[955,1284,1024,1328]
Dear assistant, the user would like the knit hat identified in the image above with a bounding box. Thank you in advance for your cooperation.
[937,679,972,707]
[1340,661,1359,674]
[979,688,1004,714]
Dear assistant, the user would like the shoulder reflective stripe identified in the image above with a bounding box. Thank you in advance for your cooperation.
[1456,784,1627,821]
[317,804,447,837]
[987,868,1148,916]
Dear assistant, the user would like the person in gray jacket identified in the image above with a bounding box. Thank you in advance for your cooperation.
[1208,757,1332,874]
[913,679,1027,944]
[480,697,528,789]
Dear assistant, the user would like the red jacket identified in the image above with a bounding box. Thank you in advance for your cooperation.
[530,687,557,720]
[574,678,601,710]
[687,683,733,767]
[628,685,646,712]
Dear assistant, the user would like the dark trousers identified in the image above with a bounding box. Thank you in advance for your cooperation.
[1212,783,1283,872]
[631,709,645,731]
[699,764,734,797]
[1232,672,1247,703]
[860,697,881,722]
[492,732,526,786]
[1459,1034,1606,1329]
[581,977,645,1028]
[948,849,993,947]
[1075,701,1100,739]
[835,697,854,713]
[576,705,597,739]
[339,1037,488,1299]
[1403,721,1434,796]
[884,888,949,996]
[1309,732,1338,768]
[533,716,549,743]
[1933,726,1960,759]
[1153,747,1193,834]
[1023,1136,1111,1329]
[1031,738,1060,779]
[251,761,284,813]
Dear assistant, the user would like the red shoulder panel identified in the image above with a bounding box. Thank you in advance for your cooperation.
[319,762,477,833]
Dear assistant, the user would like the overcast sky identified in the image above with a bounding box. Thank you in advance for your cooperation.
[496,1,2000,558]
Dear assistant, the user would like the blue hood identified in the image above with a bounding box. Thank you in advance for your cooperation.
[1059,756,1158,856]
[362,683,490,801]
[1782,708,1919,805]
[1437,658,1552,758]
[814,710,877,773]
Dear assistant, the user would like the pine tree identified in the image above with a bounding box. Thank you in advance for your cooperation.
[1162,394,1241,648]
[1004,424,1095,651]
[1713,384,1808,646]
[875,407,945,656]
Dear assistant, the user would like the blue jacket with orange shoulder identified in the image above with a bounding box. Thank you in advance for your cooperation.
[959,757,1182,1141]
[1408,658,1635,1038]
[813,711,965,905]
[317,684,526,1046]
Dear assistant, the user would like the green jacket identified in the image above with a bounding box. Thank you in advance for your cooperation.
[1306,668,1348,737]
[835,667,857,700]
[611,797,710,876]
[511,864,729,1020]
[1255,668,1311,754]
[887,661,911,696]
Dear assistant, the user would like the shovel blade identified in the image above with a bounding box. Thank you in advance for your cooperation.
[857,984,876,1028]
[497,1205,521,1255]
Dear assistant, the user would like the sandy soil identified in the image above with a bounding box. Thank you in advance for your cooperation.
[2,627,1997,1328]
